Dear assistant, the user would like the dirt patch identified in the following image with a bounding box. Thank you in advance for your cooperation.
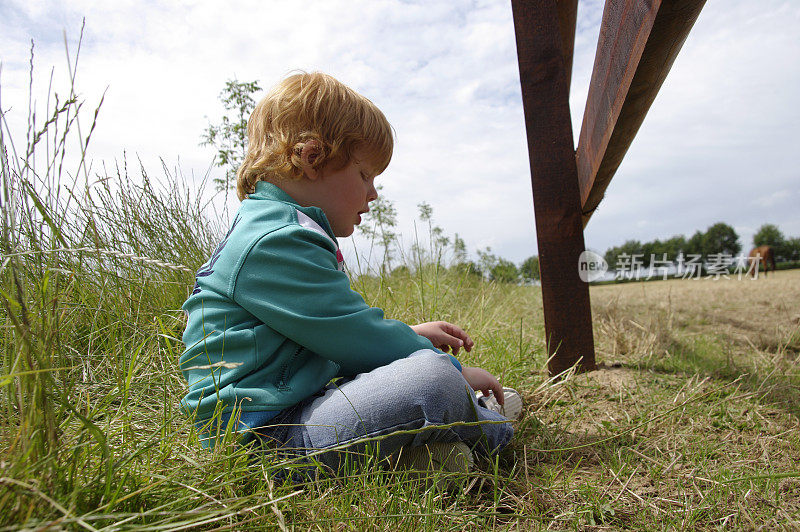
[576,364,640,390]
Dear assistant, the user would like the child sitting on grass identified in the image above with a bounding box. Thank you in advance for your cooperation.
[180,71,521,473]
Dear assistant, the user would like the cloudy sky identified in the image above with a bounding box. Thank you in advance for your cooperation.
[1,0,798,267]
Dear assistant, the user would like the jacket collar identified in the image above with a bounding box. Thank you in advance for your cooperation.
[249,181,337,241]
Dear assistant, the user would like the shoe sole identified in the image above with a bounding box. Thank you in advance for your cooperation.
[392,441,474,473]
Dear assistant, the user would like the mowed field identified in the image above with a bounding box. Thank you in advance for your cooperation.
[505,268,800,529]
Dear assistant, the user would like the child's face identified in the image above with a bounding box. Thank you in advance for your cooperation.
[313,153,379,238]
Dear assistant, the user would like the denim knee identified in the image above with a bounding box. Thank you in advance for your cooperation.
[406,350,469,390]
[394,350,474,420]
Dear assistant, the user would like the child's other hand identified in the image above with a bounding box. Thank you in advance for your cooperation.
[411,321,474,355]
[461,367,504,405]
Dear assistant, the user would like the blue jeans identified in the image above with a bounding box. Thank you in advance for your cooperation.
[235,350,514,472]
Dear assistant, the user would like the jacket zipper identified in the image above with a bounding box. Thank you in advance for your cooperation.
[278,346,304,390]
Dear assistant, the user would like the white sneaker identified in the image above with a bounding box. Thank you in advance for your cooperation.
[476,387,523,421]
[392,441,474,473]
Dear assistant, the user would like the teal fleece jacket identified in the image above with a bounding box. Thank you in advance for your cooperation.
[180,181,460,423]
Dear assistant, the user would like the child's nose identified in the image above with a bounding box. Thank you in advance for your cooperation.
[367,182,378,202]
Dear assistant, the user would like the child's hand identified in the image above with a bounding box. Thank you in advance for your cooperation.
[461,367,504,405]
[411,321,474,355]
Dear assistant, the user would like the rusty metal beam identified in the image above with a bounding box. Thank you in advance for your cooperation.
[556,0,578,93]
[512,0,596,376]
[577,0,707,226]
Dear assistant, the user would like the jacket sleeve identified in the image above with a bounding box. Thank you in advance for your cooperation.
[231,225,461,376]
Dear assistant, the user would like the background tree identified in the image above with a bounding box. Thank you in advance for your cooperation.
[475,248,518,283]
[476,247,495,278]
[753,223,784,248]
[661,235,687,260]
[701,222,740,257]
[451,260,482,278]
[520,255,540,282]
[641,239,661,262]
[201,79,261,192]
[357,185,397,274]
[604,234,690,270]
[604,239,643,270]
[685,230,705,256]
[490,258,519,284]
[753,223,789,260]
[417,201,450,266]
[785,237,800,262]
[451,233,468,266]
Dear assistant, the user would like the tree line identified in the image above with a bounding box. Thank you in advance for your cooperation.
[604,222,800,269]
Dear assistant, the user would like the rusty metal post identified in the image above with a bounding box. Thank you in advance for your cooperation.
[511,0,596,375]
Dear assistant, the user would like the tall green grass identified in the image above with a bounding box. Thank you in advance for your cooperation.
[0,43,254,527]
[0,44,545,529]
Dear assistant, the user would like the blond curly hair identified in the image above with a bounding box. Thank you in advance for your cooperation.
[236,72,394,201]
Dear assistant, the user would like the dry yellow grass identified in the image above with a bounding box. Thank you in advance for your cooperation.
[592,268,800,362]
[505,269,800,529]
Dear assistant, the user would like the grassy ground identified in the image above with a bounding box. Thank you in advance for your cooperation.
[3,252,799,530]
[3,52,799,530]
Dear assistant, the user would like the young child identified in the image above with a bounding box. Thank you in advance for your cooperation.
[180,72,520,473]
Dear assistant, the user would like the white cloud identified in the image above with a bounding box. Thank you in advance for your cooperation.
[755,189,794,209]
[1,0,798,268]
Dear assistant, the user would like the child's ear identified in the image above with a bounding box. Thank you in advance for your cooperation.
[300,139,323,180]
